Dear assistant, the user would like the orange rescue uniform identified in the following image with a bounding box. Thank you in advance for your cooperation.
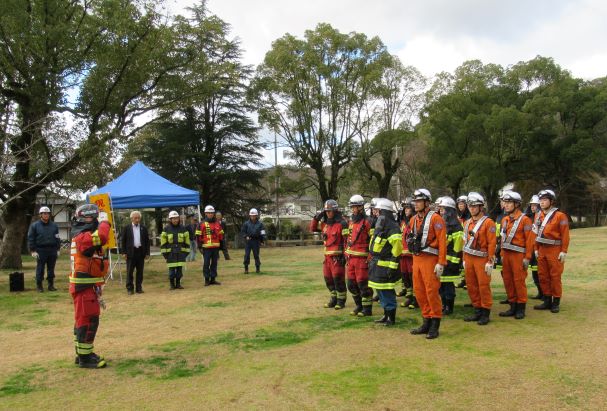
[409,210,447,319]
[500,210,534,303]
[463,215,496,309]
[534,208,570,298]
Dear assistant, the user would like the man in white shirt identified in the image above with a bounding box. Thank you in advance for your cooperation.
[120,211,151,295]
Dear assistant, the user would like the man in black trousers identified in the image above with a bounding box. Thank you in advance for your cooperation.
[120,211,150,295]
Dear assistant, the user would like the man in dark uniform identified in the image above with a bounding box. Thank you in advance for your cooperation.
[28,206,61,292]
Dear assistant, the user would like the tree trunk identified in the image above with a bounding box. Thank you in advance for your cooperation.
[0,197,36,269]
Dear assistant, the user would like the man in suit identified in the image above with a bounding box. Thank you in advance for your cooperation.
[120,211,150,295]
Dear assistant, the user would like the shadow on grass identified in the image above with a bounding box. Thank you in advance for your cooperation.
[113,356,209,380]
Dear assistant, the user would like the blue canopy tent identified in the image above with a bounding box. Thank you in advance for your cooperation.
[88,161,200,208]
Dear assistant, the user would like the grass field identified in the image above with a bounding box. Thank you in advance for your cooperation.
[1,227,606,410]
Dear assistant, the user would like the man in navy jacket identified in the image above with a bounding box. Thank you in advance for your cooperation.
[240,208,266,274]
[28,206,61,292]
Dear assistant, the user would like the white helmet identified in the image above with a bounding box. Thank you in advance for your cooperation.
[204,205,215,213]
[456,195,467,204]
[375,198,394,212]
[39,206,51,214]
[502,191,522,203]
[348,194,365,207]
[168,210,180,219]
[499,189,513,200]
[529,195,540,205]
[249,208,259,216]
[467,192,485,206]
[434,196,444,205]
[538,189,556,201]
[412,188,432,202]
[370,198,380,209]
[438,197,457,209]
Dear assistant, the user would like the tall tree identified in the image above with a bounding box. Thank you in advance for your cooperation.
[251,23,391,202]
[357,57,425,197]
[124,2,266,219]
[0,0,185,268]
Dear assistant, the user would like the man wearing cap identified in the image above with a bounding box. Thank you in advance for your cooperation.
[197,205,224,286]
[160,211,190,290]
[498,192,534,319]
[462,192,497,326]
[533,190,570,313]
[241,208,266,274]
[28,206,61,292]
[408,189,447,339]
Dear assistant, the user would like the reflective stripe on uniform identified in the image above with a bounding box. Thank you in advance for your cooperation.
[501,214,526,253]
[369,279,402,290]
[377,260,399,269]
[463,216,488,257]
[440,275,460,283]
[535,208,561,245]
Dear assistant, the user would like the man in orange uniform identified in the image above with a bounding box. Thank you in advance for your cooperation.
[462,192,497,326]
[345,195,373,316]
[408,189,447,339]
[310,199,349,309]
[533,189,570,313]
[196,205,224,286]
[498,192,535,320]
[69,204,111,369]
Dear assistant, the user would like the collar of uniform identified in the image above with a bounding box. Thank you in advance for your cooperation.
[471,212,485,222]
[507,209,522,221]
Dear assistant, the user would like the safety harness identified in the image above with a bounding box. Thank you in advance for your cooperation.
[463,216,489,257]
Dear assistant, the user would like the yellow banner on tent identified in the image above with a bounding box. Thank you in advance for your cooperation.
[89,193,117,249]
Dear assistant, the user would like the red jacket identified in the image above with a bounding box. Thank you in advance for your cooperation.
[345,216,372,257]
[310,215,348,256]
[70,221,111,289]
[400,219,413,257]
[197,219,224,249]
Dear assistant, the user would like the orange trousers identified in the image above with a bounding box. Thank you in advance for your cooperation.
[537,246,564,297]
[464,254,493,309]
[412,254,442,318]
[501,250,528,303]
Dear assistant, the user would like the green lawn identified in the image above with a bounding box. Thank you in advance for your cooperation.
[0,227,606,410]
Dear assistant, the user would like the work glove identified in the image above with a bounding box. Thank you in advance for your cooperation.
[462,260,466,270]
[98,211,109,222]
[57,250,60,257]
[534,250,539,259]
[522,258,529,270]
[31,251,39,259]
[484,262,493,276]
[314,210,324,221]
[434,263,444,279]
[558,252,567,263]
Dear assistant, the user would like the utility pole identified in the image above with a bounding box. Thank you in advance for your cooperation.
[274,133,280,238]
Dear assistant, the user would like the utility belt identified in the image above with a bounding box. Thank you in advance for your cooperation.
[463,246,488,257]
[501,243,525,253]
[536,237,562,246]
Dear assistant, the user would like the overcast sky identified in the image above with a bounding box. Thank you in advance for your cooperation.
[169,0,607,165]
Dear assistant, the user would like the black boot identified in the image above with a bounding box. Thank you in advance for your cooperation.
[358,299,372,317]
[464,308,482,322]
[350,296,363,316]
[477,308,490,325]
[426,318,441,339]
[334,292,347,310]
[175,277,184,289]
[78,354,107,369]
[169,278,176,290]
[210,278,221,285]
[550,297,560,313]
[374,309,388,324]
[515,303,526,319]
[410,317,431,335]
[324,293,337,308]
[383,309,396,326]
[534,296,552,310]
[204,277,211,286]
[397,288,407,297]
[499,303,516,317]
[255,265,260,274]
[47,279,57,292]
[499,298,509,305]
[443,298,454,315]
[532,271,543,299]
[36,281,44,293]
[244,266,249,274]
[75,353,104,365]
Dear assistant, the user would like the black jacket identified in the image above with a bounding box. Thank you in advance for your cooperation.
[28,220,60,251]
[120,224,151,257]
